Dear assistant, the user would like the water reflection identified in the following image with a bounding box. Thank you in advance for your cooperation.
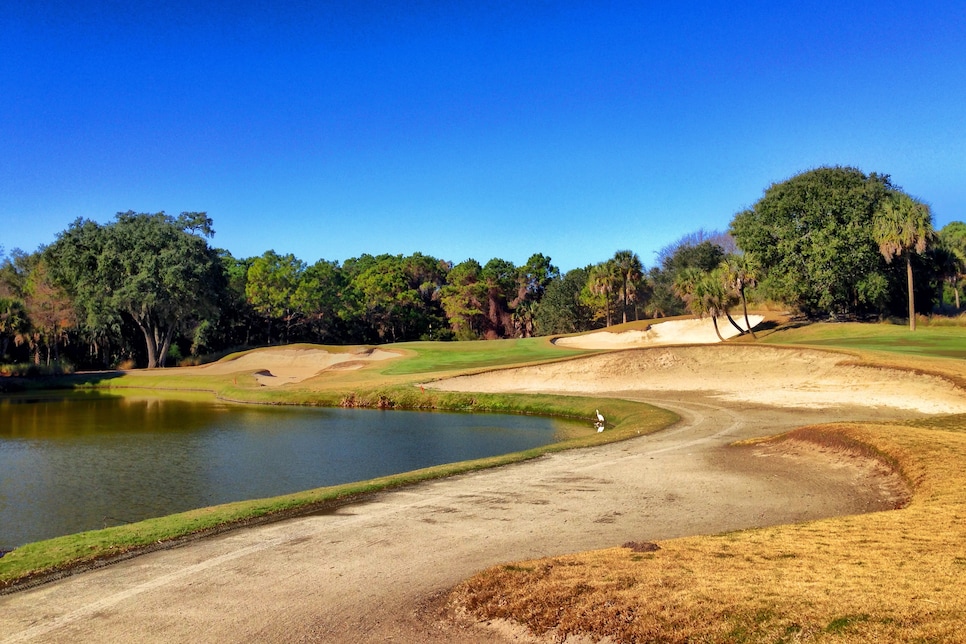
[0,393,574,549]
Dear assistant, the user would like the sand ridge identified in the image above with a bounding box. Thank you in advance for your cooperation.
[553,315,765,349]
[430,344,966,415]
[188,347,401,386]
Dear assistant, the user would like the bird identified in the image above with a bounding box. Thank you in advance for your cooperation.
[595,409,605,432]
[595,409,604,423]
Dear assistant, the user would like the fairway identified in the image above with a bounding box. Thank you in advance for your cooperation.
[762,321,966,360]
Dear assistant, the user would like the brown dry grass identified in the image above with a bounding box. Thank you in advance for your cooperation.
[451,416,966,642]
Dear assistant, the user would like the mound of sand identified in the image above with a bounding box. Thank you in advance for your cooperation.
[554,315,765,350]
[430,344,966,415]
[192,347,401,387]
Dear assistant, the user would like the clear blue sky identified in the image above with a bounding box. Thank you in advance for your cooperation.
[3,1,964,272]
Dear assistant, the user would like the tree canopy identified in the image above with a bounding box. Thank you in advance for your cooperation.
[45,211,223,368]
[1,170,963,370]
[730,167,901,318]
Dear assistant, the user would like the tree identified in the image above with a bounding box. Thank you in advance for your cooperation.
[649,237,728,318]
[294,259,348,342]
[534,267,593,335]
[510,253,559,337]
[730,167,895,318]
[480,258,517,339]
[612,250,644,324]
[23,260,77,365]
[245,250,306,344]
[440,259,487,340]
[720,253,759,338]
[0,251,31,361]
[938,222,966,309]
[931,245,963,310]
[872,192,934,330]
[0,296,29,360]
[584,261,618,327]
[47,211,223,368]
[674,267,737,341]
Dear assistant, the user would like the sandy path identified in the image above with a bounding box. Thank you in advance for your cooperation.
[0,346,954,643]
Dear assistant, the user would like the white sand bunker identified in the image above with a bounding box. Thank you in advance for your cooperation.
[195,347,401,387]
[554,316,765,350]
[431,345,966,415]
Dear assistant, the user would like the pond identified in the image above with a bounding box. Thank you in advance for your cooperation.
[0,392,581,550]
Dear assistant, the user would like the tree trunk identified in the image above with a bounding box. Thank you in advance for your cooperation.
[740,288,757,339]
[158,326,176,367]
[725,310,745,335]
[907,255,916,331]
[621,281,629,325]
[710,314,725,342]
[139,322,159,368]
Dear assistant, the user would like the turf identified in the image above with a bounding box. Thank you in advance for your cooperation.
[761,321,966,360]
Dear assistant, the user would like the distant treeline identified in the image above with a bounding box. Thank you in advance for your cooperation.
[1,166,964,369]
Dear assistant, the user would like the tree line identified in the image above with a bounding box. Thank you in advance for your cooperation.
[1,166,964,370]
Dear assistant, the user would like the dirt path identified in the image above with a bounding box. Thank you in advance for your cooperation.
[0,388,914,643]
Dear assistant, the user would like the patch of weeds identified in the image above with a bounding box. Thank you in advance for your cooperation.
[501,564,534,573]
[753,608,776,624]
[622,541,660,552]
[724,624,752,643]
[724,608,777,643]
[954,557,966,566]
[825,614,870,634]
[776,623,803,644]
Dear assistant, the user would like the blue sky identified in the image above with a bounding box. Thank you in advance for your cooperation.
[3,1,964,272]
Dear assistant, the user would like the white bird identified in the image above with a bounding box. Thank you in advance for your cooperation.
[595,409,605,423]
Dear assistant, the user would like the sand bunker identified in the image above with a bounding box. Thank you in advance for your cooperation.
[430,345,966,415]
[554,315,765,350]
[192,347,401,386]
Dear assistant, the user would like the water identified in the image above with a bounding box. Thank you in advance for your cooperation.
[0,392,577,549]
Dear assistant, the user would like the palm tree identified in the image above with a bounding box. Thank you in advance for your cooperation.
[933,245,964,310]
[938,223,966,310]
[587,261,617,327]
[697,269,739,341]
[720,253,759,339]
[0,296,29,360]
[672,266,702,313]
[612,250,643,324]
[873,193,934,331]
[673,267,735,341]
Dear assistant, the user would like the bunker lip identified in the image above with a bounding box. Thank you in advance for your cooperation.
[140,347,403,386]
[553,315,765,349]
[430,344,966,415]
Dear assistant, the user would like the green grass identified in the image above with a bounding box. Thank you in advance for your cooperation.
[379,337,592,375]
[760,321,966,360]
